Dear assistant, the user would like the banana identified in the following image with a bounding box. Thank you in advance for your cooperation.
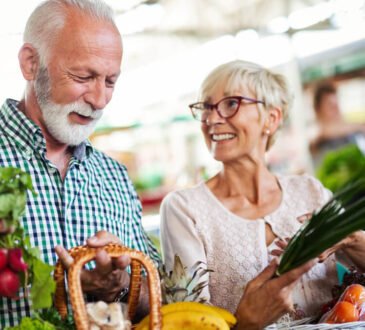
[162,310,230,329]
[162,302,236,327]
[135,301,236,329]
[208,304,237,327]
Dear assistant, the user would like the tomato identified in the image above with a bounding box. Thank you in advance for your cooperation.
[325,301,359,324]
[340,284,365,308]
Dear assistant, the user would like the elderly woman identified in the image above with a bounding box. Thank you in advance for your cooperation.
[160,60,365,328]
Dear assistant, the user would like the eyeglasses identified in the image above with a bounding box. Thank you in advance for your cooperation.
[189,96,265,122]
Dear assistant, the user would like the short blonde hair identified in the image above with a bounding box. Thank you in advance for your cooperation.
[198,60,293,150]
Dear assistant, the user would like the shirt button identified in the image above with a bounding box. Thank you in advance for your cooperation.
[49,167,57,174]
[25,149,33,159]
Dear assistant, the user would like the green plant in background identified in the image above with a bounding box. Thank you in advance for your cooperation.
[147,233,161,255]
[316,144,365,192]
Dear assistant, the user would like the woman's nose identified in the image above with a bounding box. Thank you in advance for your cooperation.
[205,107,225,125]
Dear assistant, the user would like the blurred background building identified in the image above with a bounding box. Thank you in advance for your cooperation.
[1,0,365,247]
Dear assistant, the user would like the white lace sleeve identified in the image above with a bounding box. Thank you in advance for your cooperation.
[160,191,211,301]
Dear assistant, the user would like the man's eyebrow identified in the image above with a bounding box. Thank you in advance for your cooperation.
[69,68,121,78]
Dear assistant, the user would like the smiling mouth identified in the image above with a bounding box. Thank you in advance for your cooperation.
[69,112,95,125]
[211,133,236,141]
[75,113,91,119]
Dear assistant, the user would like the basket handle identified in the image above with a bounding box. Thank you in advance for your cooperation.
[54,244,162,330]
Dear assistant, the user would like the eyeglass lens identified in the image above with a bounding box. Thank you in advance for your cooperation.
[193,97,240,121]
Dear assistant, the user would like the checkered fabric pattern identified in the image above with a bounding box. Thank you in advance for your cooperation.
[0,99,161,327]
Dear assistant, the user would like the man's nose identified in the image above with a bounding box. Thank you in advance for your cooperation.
[84,80,109,110]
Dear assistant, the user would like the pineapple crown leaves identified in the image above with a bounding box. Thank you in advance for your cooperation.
[277,177,365,275]
[159,254,213,304]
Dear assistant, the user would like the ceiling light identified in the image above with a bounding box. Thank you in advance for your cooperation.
[115,4,164,35]
[289,2,334,30]
[267,16,290,34]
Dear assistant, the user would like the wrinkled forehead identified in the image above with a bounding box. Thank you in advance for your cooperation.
[199,71,257,101]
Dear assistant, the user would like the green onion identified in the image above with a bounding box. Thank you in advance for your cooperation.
[277,178,365,275]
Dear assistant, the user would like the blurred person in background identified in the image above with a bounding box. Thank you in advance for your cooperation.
[309,83,365,167]
[0,0,159,326]
[160,60,365,329]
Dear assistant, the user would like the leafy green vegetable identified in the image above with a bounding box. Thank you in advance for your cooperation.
[30,260,56,309]
[316,144,365,192]
[0,167,35,226]
[39,308,76,330]
[0,167,55,309]
[4,316,55,330]
[277,177,365,275]
[4,308,76,330]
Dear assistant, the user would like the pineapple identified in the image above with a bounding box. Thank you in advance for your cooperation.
[158,255,213,304]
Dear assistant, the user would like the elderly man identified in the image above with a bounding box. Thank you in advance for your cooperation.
[0,0,160,327]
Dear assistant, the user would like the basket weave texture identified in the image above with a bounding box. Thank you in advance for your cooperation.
[266,319,365,329]
[54,244,162,330]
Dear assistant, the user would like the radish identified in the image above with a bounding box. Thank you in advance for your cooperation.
[0,268,20,297]
[8,248,27,272]
[0,249,7,271]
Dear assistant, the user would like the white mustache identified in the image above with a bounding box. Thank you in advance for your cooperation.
[66,102,104,120]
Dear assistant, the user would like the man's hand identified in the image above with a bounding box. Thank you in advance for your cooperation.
[235,259,316,330]
[55,230,131,302]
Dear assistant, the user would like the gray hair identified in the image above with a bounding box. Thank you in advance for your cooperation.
[23,0,117,65]
[198,60,293,150]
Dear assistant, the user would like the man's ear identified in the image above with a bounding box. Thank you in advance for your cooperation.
[18,43,39,81]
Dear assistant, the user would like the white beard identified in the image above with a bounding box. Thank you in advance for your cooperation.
[40,100,103,146]
[34,66,103,146]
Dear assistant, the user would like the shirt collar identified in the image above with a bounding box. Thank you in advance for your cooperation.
[0,99,94,161]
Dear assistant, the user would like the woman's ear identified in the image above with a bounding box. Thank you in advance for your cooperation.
[18,43,39,81]
[263,107,283,135]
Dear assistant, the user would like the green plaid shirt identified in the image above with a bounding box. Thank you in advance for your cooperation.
[0,99,161,327]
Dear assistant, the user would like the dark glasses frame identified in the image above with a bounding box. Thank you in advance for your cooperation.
[189,96,265,122]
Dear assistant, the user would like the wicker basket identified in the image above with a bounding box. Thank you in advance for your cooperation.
[54,244,162,330]
[266,318,365,329]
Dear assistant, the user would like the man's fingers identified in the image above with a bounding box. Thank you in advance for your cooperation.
[94,249,113,275]
[55,245,74,270]
[113,255,131,270]
[87,230,121,247]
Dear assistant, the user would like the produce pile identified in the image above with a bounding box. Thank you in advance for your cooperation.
[317,144,365,193]
[135,301,236,330]
[135,255,237,329]
[0,167,55,308]
[321,284,365,323]
[0,167,68,329]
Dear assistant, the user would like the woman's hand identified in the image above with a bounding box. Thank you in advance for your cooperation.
[55,230,131,302]
[235,259,316,330]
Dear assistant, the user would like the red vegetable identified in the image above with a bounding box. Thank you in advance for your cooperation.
[8,248,27,272]
[0,268,20,297]
[0,248,7,271]
[340,284,365,308]
[325,301,359,324]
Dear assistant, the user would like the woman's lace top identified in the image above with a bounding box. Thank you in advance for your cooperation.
[160,174,338,316]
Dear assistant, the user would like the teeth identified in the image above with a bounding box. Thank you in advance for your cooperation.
[212,133,235,141]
